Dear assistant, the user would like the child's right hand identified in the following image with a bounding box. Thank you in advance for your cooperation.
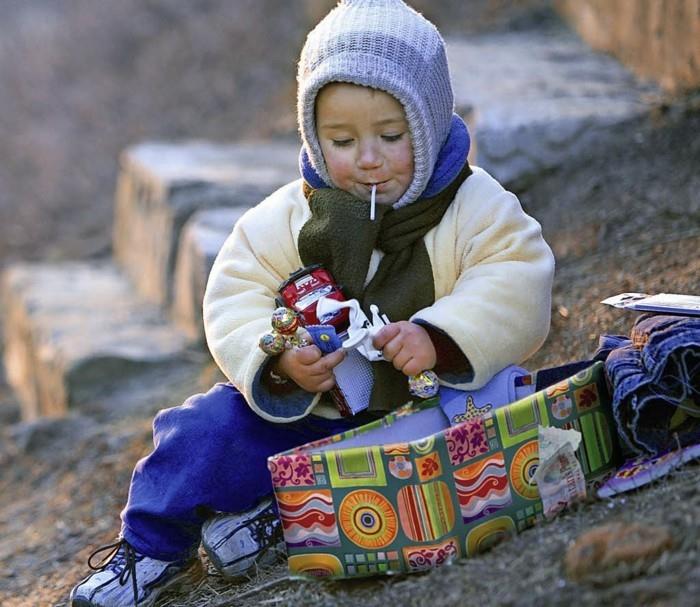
[273,346,346,393]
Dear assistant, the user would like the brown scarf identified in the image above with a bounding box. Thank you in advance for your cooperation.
[298,160,472,410]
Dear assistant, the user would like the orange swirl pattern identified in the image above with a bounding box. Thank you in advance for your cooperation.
[277,489,340,548]
[509,440,540,500]
[454,453,512,523]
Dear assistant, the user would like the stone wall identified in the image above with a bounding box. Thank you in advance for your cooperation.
[556,0,700,93]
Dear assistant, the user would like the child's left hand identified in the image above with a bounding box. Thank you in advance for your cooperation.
[372,321,437,377]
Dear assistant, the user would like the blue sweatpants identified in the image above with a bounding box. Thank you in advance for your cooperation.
[120,383,373,561]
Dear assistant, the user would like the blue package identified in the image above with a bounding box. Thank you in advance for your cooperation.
[306,324,343,354]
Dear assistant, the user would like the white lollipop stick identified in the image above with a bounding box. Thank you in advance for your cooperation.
[370,184,376,221]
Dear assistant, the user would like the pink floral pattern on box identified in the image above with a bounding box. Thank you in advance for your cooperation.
[445,418,489,466]
[402,537,459,571]
[269,454,315,487]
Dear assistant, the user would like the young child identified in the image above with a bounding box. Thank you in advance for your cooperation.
[71,1,554,605]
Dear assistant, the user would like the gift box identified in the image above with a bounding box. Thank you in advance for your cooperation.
[267,361,621,579]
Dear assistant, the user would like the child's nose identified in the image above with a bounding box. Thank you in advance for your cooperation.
[356,142,381,169]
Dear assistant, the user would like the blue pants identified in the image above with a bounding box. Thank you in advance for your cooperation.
[120,383,373,561]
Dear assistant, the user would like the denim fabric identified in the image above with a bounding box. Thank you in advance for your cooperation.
[600,314,700,455]
[120,383,377,561]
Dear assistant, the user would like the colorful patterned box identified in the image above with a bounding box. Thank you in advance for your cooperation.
[267,361,621,579]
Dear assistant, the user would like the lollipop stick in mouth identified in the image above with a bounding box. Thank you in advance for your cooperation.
[370,184,376,221]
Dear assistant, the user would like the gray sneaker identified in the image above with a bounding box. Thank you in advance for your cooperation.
[201,498,285,579]
[70,538,200,607]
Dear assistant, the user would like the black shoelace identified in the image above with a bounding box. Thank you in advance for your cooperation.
[87,537,140,606]
[213,505,283,568]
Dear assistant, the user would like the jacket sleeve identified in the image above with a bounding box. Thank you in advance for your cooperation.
[412,167,555,389]
[202,180,323,422]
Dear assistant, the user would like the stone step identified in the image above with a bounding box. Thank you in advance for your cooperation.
[1,261,196,420]
[446,22,658,187]
[144,25,657,354]
[113,140,300,308]
[172,207,248,342]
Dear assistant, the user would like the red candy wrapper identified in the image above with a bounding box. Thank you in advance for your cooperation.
[277,265,368,417]
[278,264,349,330]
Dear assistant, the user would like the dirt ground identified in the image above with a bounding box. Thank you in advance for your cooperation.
[1,98,698,607]
[1,3,699,607]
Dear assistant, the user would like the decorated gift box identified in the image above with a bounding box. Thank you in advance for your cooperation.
[267,361,621,579]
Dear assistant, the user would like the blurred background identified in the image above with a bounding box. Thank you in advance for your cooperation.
[0,0,548,265]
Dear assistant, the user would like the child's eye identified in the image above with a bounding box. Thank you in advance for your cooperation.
[331,139,353,147]
[382,133,405,142]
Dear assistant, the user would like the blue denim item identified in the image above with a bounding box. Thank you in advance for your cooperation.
[120,383,377,561]
[600,314,700,455]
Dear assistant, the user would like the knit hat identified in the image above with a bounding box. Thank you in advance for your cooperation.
[297,0,455,208]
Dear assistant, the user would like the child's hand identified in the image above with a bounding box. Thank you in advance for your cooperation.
[274,346,346,393]
[372,321,437,377]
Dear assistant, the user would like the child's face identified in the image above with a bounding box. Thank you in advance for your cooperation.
[315,82,414,205]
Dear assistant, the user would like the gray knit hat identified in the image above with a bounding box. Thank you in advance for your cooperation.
[297,0,454,208]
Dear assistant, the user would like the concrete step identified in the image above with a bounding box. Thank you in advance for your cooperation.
[446,22,658,187]
[172,207,247,342]
[1,261,197,420]
[113,140,300,308]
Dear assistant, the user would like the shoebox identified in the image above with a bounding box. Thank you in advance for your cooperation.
[267,361,621,579]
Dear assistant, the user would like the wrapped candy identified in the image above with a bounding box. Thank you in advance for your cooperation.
[259,331,286,355]
[408,370,440,399]
[259,307,310,355]
[283,329,311,350]
[271,307,299,334]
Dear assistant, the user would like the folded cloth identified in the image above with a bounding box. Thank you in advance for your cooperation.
[599,313,700,455]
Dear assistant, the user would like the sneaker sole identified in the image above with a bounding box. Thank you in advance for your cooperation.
[203,541,285,581]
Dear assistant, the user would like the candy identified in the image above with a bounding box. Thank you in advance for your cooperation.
[271,307,299,334]
[295,328,312,348]
[283,334,300,349]
[259,331,286,355]
[408,370,440,399]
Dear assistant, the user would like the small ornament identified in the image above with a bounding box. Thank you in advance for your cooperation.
[283,334,300,349]
[271,307,299,334]
[408,370,440,399]
[259,331,286,355]
[259,313,312,356]
[282,328,312,349]
[295,328,312,348]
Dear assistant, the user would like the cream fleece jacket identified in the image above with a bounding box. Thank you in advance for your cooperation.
[203,167,555,423]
